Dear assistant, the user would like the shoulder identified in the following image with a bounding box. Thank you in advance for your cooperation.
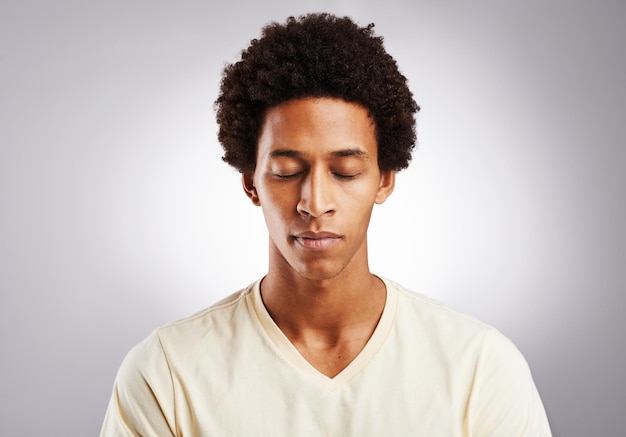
[384,277,531,375]
[118,281,256,377]
[109,282,257,400]
[154,282,254,343]
[385,277,494,338]
[383,279,551,436]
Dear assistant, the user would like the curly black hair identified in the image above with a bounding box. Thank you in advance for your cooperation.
[215,12,419,173]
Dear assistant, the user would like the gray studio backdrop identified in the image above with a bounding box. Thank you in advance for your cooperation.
[1,1,624,436]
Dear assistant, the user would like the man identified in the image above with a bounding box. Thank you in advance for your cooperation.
[101,13,551,436]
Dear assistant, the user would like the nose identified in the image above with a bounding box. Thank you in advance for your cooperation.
[296,168,336,218]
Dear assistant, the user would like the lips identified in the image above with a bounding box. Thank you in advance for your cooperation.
[293,231,342,250]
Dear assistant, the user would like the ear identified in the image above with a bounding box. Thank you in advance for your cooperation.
[242,172,261,206]
[374,170,395,204]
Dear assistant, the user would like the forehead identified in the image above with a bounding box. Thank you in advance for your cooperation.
[257,97,377,159]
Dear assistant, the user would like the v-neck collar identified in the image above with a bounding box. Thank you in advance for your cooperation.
[247,277,399,392]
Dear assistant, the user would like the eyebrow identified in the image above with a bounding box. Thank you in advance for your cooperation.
[268,148,369,159]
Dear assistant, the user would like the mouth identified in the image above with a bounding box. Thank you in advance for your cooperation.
[293,231,342,250]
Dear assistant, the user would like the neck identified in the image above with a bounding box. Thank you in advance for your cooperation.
[259,245,387,377]
[260,264,386,338]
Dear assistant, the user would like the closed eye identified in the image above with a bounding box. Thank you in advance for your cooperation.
[333,172,360,180]
[273,172,303,179]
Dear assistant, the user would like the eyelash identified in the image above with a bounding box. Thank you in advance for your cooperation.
[273,172,358,180]
[334,173,358,180]
[274,172,301,179]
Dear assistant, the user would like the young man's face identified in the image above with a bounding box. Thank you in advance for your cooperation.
[243,97,395,282]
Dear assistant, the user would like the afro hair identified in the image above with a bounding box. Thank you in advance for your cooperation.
[215,12,419,173]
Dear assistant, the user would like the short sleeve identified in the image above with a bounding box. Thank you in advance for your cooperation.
[100,331,177,437]
[467,329,552,437]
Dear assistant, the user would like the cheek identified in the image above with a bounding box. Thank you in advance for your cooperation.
[257,186,296,222]
[266,189,295,212]
[340,180,380,206]
[255,179,287,205]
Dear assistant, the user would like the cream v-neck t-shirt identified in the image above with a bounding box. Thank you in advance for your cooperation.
[100,278,551,436]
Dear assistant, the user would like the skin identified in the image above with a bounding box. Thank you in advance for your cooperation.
[243,97,395,377]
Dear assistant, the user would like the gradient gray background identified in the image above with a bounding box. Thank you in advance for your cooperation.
[1,1,624,436]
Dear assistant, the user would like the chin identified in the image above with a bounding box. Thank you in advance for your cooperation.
[292,258,351,283]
